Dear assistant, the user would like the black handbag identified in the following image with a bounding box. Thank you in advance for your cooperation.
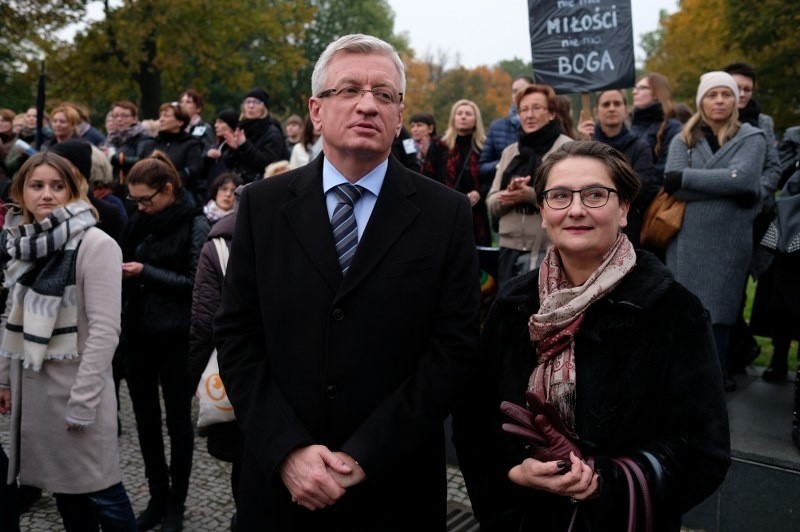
[761,168,800,256]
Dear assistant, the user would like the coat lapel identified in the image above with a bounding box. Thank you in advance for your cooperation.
[283,158,342,292]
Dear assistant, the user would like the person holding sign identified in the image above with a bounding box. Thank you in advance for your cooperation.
[630,73,683,178]
[486,84,571,285]
[664,71,767,392]
[578,90,657,247]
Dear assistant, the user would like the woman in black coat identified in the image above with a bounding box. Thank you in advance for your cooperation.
[454,141,729,531]
[154,102,205,204]
[119,152,210,532]
[224,88,288,183]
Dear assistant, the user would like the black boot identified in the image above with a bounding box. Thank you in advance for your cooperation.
[136,488,167,531]
[763,337,790,383]
[161,501,185,532]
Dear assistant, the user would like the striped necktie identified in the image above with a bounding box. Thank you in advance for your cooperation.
[331,183,364,274]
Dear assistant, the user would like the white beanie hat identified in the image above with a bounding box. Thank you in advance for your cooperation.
[696,71,739,109]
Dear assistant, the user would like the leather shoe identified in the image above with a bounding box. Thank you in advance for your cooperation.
[161,502,185,532]
[762,366,788,383]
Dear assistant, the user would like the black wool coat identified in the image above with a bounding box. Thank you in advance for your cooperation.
[453,250,730,532]
[119,191,210,344]
[214,155,482,531]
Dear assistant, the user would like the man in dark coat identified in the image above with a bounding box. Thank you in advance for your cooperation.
[214,34,482,531]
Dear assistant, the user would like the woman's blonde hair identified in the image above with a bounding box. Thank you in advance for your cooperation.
[680,90,740,148]
[441,99,486,152]
[11,152,96,224]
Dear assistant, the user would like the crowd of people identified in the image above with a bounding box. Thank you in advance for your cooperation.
[0,31,797,531]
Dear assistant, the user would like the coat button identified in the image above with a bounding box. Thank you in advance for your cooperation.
[332,308,344,320]
[326,385,338,399]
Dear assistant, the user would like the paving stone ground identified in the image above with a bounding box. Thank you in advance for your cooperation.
[1,381,471,531]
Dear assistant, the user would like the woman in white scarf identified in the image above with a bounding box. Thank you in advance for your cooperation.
[0,151,136,531]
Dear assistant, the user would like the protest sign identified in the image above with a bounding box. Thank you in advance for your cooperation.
[528,0,635,93]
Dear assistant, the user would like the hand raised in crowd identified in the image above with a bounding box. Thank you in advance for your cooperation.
[232,128,247,149]
[577,119,596,141]
[498,176,534,207]
[223,129,240,150]
[508,451,598,502]
[206,147,222,159]
[279,445,354,510]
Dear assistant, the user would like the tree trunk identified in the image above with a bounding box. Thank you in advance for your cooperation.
[137,35,162,120]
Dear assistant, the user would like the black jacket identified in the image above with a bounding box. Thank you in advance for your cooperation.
[119,190,210,343]
[594,125,658,247]
[109,130,155,197]
[454,251,730,532]
[225,117,288,183]
[154,130,205,199]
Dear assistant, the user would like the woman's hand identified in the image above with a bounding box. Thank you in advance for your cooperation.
[0,388,11,415]
[224,130,240,150]
[508,451,599,501]
[207,148,222,159]
[233,128,247,147]
[122,262,144,279]
[467,190,481,207]
[499,176,534,207]
[577,119,595,140]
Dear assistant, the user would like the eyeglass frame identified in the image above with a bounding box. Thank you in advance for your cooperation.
[317,85,404,105]
[126,185,165,207]
[539,186,619,210]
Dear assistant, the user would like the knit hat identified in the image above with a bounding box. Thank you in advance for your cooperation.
[215,109,239,131]
[244,87,270,107]
[696,71,739,110]
[49,139,92,181]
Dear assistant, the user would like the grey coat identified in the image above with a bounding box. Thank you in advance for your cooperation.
[665,123,766,325]
[0,228,123,493]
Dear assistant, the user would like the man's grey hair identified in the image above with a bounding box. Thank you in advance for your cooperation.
[311,34,406,97]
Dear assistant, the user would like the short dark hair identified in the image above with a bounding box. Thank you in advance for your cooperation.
[409,112,436,135]
[723,62,757,85]
[208,172,244,201]
[111,100,139,119]
[514,75,535,85]
[159,101,191,129]
[180,88,205,110]
[533,140,640,204]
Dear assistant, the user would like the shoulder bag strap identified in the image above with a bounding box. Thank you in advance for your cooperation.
[212,237,230,276]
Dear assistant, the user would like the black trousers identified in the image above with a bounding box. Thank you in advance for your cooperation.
[125,339,194,501]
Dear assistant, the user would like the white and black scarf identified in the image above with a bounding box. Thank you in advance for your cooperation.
[0,201,96,371]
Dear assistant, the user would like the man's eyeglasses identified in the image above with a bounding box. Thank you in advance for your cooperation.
[318,86,403,105]
[540,186,618,210]
[127,186,164,207]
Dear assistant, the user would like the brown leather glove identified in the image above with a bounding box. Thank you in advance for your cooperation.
[501,391,583,463]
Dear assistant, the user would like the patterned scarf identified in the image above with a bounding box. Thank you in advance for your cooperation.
[0,201,97,371]
[527,233,636,431]
[107,123,149,147]
[203,199,233,223]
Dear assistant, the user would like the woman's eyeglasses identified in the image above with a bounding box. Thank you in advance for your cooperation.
[127,186,164,207]
[540,186,618,210]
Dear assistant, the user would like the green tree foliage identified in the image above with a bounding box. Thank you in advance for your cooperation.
[645,0,800,132]
[0,0,85,110]
[48,0,314,121]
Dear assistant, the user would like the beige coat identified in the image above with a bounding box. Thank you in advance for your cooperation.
[0,227,123,494]
[486,135,572,254]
